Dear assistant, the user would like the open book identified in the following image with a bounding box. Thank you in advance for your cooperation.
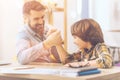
[59,66,101,77]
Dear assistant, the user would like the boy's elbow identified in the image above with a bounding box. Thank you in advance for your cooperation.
[102,61,113,68]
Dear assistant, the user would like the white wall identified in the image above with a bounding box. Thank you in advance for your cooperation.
[0,2,3,59]
[0,0,23,60]
[67,0,81,53]
[89,0,120,47]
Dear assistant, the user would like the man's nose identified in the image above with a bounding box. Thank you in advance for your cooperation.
[38,19,44,24]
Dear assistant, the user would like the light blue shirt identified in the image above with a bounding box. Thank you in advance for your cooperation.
[16,24,60,64]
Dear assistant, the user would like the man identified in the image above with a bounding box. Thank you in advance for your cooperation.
[16,1,62,64]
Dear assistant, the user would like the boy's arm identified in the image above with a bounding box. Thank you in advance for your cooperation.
[56,45,68,64]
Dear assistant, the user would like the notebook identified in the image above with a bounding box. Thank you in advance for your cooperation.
[59,66,101,77]
[79,69,101,76]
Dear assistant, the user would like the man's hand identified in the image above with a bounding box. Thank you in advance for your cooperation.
[43,30,63,49]
[46,27,57,37]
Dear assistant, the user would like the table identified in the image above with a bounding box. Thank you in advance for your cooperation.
[0,62,120,80]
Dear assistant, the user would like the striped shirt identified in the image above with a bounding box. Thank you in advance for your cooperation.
[66,43,113,68]
[16,24,60,64]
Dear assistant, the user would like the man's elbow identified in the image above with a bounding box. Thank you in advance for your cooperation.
[17,56,29,65]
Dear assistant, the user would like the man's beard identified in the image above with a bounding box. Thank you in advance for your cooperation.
[35,24,44,34]
[29,23,44,36]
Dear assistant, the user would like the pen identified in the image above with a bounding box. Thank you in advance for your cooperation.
[14,67,34,70]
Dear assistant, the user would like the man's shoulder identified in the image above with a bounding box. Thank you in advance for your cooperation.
[17,30,27,36]
[16,30,29,40]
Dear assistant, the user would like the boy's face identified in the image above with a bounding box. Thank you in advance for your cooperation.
[73,36,88,50]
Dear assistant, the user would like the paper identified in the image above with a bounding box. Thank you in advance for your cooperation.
[59,66,98,77]
[60,66,97,73]
[0,66,100,77]
[0,67,59,75]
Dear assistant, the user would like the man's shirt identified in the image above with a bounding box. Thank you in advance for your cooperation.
[16,24,60,64]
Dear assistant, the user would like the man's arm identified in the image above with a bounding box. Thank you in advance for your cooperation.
[16,30,63,64]
[16,38,49,64]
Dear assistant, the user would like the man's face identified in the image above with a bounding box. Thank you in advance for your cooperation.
[27,10,45,36]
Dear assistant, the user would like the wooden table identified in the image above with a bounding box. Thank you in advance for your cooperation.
[0,62,120,80]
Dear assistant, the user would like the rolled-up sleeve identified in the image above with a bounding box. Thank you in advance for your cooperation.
[16,38,49,64]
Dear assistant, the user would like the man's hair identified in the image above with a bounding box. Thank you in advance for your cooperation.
[23,1,46,15]
[71,19,104,46]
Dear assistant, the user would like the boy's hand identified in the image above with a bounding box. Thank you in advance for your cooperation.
[43,30,63,49]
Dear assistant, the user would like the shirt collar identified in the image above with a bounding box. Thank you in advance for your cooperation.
[25,24,36,36]
[25,24,48,38]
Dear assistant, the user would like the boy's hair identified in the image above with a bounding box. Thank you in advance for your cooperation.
[23,1,46,15]
[71,19,104,46]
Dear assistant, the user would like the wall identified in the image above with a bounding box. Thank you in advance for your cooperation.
[0,0,23,61]
[67,0,81,53]
[0,2,3,59]
[89,0,120,47]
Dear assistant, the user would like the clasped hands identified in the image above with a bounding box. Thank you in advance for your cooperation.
[43,28,63,49]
